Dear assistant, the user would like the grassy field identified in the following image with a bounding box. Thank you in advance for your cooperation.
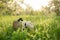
[0,14,60,40]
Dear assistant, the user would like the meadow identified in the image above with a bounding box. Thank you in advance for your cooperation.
[0,14,60,40]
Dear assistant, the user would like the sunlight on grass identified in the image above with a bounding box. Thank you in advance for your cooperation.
[0,15,60,40]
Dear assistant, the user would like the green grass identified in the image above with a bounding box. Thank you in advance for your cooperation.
[0,15,60,40]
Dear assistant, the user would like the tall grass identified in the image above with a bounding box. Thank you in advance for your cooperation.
[0,14,60,40]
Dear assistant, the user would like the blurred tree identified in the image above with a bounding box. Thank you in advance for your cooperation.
[0,0,13,15]
[0,0,34,15]
[25,5,33,15]
[0,0,24,15]
[0,0,11,3]
[50,0,60,16]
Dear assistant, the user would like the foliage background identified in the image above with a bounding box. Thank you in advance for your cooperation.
[0,0,60,40]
